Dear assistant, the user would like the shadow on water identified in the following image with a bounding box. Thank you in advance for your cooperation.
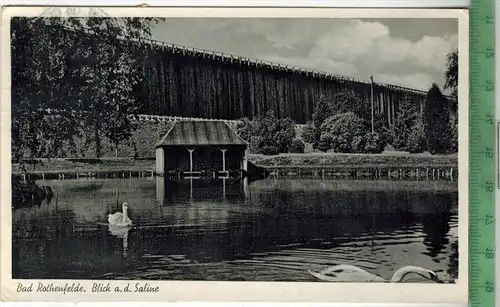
[12,177,459,282]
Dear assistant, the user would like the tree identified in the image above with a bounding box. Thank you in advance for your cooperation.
[301,121,317,144]
[310,90,370,149]
[444,49,459,153]
[448,113,459,153]
[312,95,332,130]
[289,138,305,153]
[391,96,419,151]
[423,84,451,154]
[364,132,386,153]
[235,117,254,142]
[374,112,393,145]
[11,17,160,160]
[407,119,427,153]
[320,112,368,153]
[445,50,458,101]
[236,111,296,155]
[317,133,334,152]
[275,117,296,152]
[330,90,370,121]
[11,18,82,160]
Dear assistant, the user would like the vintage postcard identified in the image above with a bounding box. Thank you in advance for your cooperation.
[1,6,469,304]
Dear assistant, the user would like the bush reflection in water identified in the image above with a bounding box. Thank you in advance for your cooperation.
[12,178,458,282]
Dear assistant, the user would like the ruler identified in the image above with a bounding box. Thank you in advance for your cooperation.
[469,0,496,306]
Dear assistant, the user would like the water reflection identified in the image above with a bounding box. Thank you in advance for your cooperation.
[12,178,458,282]
[156,177,248,204]
[108,225,130,257]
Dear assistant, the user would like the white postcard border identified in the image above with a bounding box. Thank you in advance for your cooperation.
[1,6,469,304]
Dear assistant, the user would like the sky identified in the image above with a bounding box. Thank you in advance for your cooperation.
[151,18,458,92]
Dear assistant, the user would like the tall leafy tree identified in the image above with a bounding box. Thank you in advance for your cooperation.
[423,84,451,154]
[319,112,368,153]
[444,50,458,101]
[310,90,369,149]
[11,17,160,160]
[312,95,332,130]
[11,18,80,160]
[330,90,370,121]
[445,49,459,153]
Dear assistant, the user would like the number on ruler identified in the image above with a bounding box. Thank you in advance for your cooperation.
[486,80,494,92]
[485,147,494,158]
[486,47,494,58]
[486,214,495,225]
[486,16,494,24]
[486,248,495,259]
[486,182,494,192]
[485,281,495,293]
[486,115,494,124]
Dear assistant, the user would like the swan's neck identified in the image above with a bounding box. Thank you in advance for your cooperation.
[391,266,428,282]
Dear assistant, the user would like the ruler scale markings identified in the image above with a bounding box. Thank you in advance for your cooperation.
[470,0,496,306]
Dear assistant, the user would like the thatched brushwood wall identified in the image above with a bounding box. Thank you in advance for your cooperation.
[136,40,430,125]
[12,21,434,125]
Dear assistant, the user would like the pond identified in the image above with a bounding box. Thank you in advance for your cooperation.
[12,177,459,282]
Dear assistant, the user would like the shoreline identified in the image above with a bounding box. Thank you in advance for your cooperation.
[11,153,458,182]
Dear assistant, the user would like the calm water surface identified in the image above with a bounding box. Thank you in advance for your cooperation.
[12,178,459,282]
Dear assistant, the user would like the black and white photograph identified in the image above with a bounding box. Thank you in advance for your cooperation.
[1,7,468,303]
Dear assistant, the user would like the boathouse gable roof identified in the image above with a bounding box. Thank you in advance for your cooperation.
[155,121,248,147]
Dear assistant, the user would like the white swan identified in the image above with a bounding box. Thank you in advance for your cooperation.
[308,264,443,283]
[108,201,132,227]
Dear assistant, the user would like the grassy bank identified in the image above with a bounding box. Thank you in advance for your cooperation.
[12,152,457,174]
[252,152,458,168]
[12,158,156,174]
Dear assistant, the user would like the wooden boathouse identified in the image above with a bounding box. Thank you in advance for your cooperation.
[155,121,249,179]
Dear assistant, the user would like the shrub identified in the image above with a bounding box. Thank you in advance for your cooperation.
[380,126,394,146]
[239,111,296,155]
[351,136,366,153]
[249,136,264,154]
[275,117,296,152]
[235,117,254,142]
[301,121,318,144]
[260,144,281,155]
[373,113,387,134]
[289,138,305,153]
[407,120,427,153]
[364,132,386,153]
[128,121,173,157]
[317,133,333,152]
[320,112,368,153]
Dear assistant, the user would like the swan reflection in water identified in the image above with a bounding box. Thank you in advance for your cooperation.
[108,224,130,256]
[308,264,444,283]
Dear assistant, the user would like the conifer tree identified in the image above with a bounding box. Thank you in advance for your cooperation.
[391,96,418,151]
[423,84,451,154]
[312,95,332,130]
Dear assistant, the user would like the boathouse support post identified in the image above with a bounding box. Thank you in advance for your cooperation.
[187,148,195,173]
[220,148,227,172]
[156,147,164,176]
[242,148,248,171]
